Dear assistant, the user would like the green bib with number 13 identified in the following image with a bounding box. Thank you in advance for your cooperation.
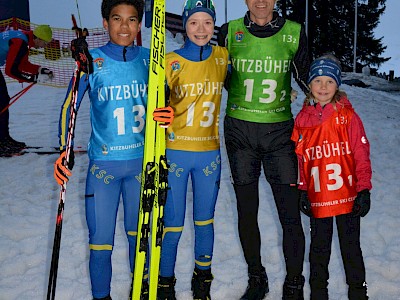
[227,18,301,123]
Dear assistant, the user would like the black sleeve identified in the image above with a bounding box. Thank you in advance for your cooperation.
[216,23,232,90]
[165,84,171,105]
[292,25,310,95]
[217,23,229,47]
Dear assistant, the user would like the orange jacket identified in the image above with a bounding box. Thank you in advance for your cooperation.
[292,96,372,218]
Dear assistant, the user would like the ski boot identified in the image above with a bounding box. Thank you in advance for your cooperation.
[348,282,369,300]
[282,275,305,300]
[240,266,269,300]
[157,276,177,300]
[310,287,328,300]
[141,281,149,300]
[191,267,213,300]
[310,275,328,300]
[129,281,149,300]
[93,295,111,300]
[0,139,23,157]
[4,136,26,149]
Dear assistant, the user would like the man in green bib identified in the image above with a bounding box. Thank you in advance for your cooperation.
[217,0,310,299]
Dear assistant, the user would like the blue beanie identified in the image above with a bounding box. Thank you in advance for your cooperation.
[308,58,342,86]
[182,0,216,29]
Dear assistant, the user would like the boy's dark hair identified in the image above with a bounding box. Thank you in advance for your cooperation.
[101,0,145,22]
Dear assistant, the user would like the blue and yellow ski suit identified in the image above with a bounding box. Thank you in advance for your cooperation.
[58,41,149,298]
[160,39,228,277]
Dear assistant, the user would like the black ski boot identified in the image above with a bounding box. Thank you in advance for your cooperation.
[310,288,328,300]
[141,281,149,300]
[282,275,305,300]
[348,282,369,300]
[93,295,111,300]
[129,281,149,300]
[4,136,26,149]
[157,276,177,300]
[240,267,269,300]
[0,139,23,157]
[191,267,214,300]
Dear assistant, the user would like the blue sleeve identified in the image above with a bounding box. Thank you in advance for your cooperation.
[58,71,89,150]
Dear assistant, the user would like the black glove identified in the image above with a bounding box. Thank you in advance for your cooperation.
[352,189,371,217]
[299,190,312,217]
[82,28,89,37]
[58,148,75,171]
[71,37,93,74]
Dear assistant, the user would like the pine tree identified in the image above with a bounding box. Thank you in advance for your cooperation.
[276,0,390,72]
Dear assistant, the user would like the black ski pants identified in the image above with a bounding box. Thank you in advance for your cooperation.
[309,214,366,295]
[233,182,305,278]
[0,70,11,139]
[224,116,305,278]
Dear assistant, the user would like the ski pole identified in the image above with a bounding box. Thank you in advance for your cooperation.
[46,61,80,300]
[75,0,83,29]
[0,82,36,116]
[47,16,82,299]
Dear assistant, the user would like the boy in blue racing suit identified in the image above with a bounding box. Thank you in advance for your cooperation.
[53,1,173,299]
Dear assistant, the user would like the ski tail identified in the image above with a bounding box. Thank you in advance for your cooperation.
[132,0,166,299]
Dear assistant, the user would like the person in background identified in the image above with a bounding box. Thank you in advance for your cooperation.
[217,0,310,299]
[0,24,53,155]
[157,0,228,299]
[292,54,371,300]
[53,0,173,299]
